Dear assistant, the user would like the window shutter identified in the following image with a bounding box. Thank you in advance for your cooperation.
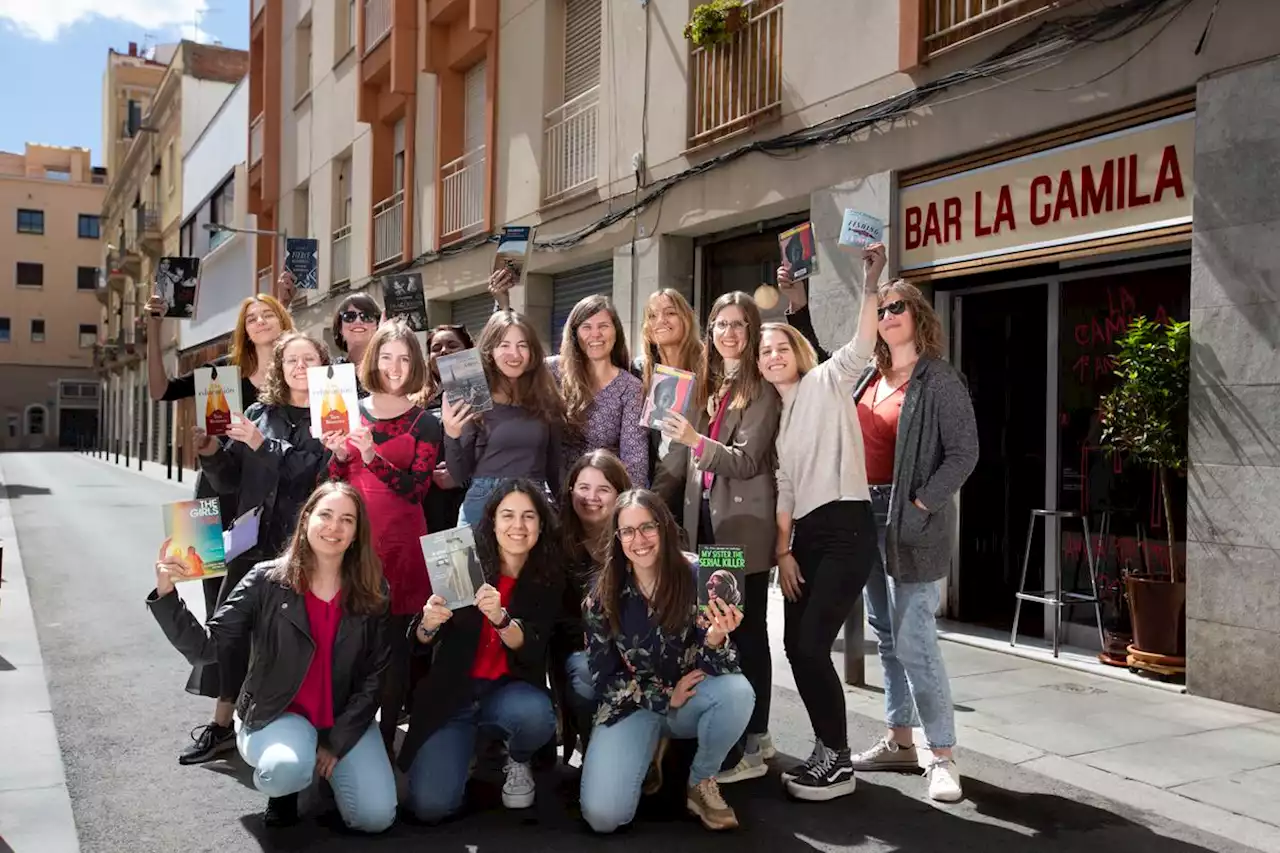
[464,61,487,153]
[563,0,601,102]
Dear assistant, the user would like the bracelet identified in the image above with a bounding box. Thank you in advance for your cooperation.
[492,608,513,631]
[417,622,440,641]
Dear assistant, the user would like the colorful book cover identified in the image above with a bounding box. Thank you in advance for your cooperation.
[837,210,885,249]
[639,365,696,429]
[156,257,201,319]
[194,365,242,437]
[161,497,227,581]
[492,226,534,283]
[382,273,429,332]
[696,545,746,616]
[421,526,485,610]
[307,362,362,438]
[285,238,319,290]
[437,348,494,413]
[779,222,818,280]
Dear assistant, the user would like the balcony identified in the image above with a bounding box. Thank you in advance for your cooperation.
[440,146,486,244]
[689,0,783,149]
[373,189,405,269]
[332,224,352,286]
[250,113,264,166]
[137,206,162,253]
[918,0,1078,61]
[364,0,392,54]
[543,86,600,204]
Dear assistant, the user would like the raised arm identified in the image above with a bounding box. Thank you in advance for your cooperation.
[827,244,887,380]
[147,564,265,665]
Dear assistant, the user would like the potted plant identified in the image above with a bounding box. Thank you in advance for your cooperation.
[1098,317,1189,659]
[683,0,745,48]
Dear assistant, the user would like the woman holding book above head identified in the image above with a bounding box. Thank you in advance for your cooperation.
[400,479,564,822]
[442,310,565,527]
[147,481,397,832]
[578,489,752,834]
[175,330,330,767]
[655,291,781,786]
[326,319,442,754]
[412,325,476,535]
[331,292,383,396]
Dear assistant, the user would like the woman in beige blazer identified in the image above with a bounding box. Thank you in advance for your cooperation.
[657,291,781,786]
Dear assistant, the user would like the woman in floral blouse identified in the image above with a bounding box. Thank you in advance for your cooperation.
[578,489,753,834]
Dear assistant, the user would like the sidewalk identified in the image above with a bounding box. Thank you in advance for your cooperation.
[77,448,198,490]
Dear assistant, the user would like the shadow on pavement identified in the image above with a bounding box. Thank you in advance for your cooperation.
[0,483,53,499]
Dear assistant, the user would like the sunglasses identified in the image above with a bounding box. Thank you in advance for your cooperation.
[340,309,377,324]
[877,300,907,321]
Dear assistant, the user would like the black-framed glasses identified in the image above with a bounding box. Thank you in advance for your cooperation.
[340,309,377,324]
[877,300,907,321]
[617,521,661,543]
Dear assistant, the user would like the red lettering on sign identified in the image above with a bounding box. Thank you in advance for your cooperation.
[1081,161,1114,216]
[1116,156,1127,210]
[974,191,993,238]
[1030,175,1053,226]
[944,197,962,244]
[922,204,942,247]
[905,206,922,250]
[1053,169,1079,222]
[1126,153,1151,207]
[1152,144,1185,203]
[994,185,1016,233]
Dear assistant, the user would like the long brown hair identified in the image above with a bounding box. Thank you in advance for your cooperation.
[592,489,695,636]
[701,291,766,412]
[640,289,703,397]
[559,295,630,434]
[476,310,563,424]
[360,319,428,396]
[257,331,331,407]
[229,295,293,377]
[268,481,386,615]
[560,449,633,568]
[873,279,945,373]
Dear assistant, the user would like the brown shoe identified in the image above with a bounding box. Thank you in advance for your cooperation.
[687,778,739,830]
[643,737,670,796]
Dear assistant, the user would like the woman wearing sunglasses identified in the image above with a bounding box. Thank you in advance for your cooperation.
[331,293,383,396]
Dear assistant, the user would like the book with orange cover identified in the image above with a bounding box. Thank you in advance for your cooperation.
[195,365,242,437]
[307,362,361,438]
[161,498,227,581]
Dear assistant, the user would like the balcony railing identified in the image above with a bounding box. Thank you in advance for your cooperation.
[543,85,600,204]
[258,266,274,296]
[441,146,486,242]
[137,206,161,235]
[364,0,392,53]
[923,0,1071,56]
[332,225,352,286]
[689,0,783,148]
[250,114,264,166]
[373,189,405,269]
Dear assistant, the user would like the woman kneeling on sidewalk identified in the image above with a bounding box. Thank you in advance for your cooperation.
[147,481,397,832]
[579,489,753,834]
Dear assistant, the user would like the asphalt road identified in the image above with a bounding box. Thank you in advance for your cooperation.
[1,451,1259,853]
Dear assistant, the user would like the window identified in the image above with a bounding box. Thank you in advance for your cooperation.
[166,142,176,194]
[564,0,602,102]
[209,176,236,250]
[45,169,71,182]
[79,324,97,348]
[393,119,406,194]
[0,317,9,343]
[31,319,46,342]
[180,220,196,257]
[336,156,353,226]
[126,99,142,137]
[335,0,356,58]
[17,208,44,234]
[16,262,43,287]
[26,406,45,437]
[79,214,101,239]
[77,267,99,291]
[295,18,314,102]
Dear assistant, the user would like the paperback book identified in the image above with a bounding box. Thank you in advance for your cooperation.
[696,545,746,617]
[382,273,429,332]
[778,222,818,280]
[194,365,242,437]
[639,365,695,429]
[161,497,227,580]
[492,226,534,284]
[156,257,201,319]
[437,348,493,413]
[837,210,885,250]
[421,526,485,610]
[285,238,319,290]
[307,362,362,438]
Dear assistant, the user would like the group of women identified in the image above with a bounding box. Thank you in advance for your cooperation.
[143,239,978,837]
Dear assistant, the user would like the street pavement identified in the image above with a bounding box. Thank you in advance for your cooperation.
[0,451,1272,853]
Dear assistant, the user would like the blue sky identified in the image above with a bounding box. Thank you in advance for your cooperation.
[0,1,249,166]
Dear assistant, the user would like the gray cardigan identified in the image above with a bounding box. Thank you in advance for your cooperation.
[854,357,979,584]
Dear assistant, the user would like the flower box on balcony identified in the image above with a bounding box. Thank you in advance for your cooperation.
[684,0,744,48]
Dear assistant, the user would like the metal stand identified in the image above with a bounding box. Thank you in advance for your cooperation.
[1011,509,1105,658]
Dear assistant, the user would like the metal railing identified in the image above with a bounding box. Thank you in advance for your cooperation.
[924,0,1068,54]
[364,0,392,53]
[440,146,486,242]
[138,206,161,234]
[258,266,274,295]
[372,189,405,268]
[250,114,264,166]
[689,0,783,147]
[332,224,352,285]
[543,85,600,203]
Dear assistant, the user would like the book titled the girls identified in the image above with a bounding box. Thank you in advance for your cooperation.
[307,362,361,438]
[778,222,818,280]
[639,365,696,429]
[156,257,201,319]
[161,497,227,581]
[421,526,485,610]
[696,545,746,616]
[194,365,242,437]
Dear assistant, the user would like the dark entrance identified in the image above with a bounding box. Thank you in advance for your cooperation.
[59,408,99,449]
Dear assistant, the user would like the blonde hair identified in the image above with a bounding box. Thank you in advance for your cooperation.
[759,322,819,378]
[640,289,703,397]
[874,279,945,372]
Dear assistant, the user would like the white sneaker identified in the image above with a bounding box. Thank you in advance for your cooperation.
[850,736,920,771]
[926,757,963,803]
[716,748,768,784]
[502,758,536,809]
[755,731,777,760]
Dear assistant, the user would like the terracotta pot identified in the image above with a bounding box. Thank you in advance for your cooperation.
[1125,575,1185,657]
[1099,629,1132,665]
[723,6,744,33]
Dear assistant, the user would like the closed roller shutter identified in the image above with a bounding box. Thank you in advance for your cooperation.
[564,0,602,101]
[450,292,496,343]
[551,261,613,353]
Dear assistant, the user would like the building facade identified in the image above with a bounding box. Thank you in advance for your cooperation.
[0,144,107,450]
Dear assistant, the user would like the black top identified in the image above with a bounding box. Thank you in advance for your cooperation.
[162,356,262,407]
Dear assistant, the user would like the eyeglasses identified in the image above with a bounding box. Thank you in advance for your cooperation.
[617,521,661,543]
[877,300,908,321]
[712,320,748,335]
[340,309,377,324]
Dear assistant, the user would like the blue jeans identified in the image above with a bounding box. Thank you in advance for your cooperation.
[236,715,397,833]
[458,476,504,527]
[565,650,595,717]
[579,673,753,834]
[406,679,557,822]
[866,487,957,749]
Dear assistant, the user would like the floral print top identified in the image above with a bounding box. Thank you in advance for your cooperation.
[583,572,740,727]
[551,359,649,488]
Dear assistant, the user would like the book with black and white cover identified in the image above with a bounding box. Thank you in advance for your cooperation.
[285,238,319,290]
[195,365,242,437]
[421,526,485,610]
[437,347,493,413]
[381,273,429,332]
[639,365,695,429]
[492,226,534,284]
[156,257,201,319]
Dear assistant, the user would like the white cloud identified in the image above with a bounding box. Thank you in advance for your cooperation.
[0,0,215,43]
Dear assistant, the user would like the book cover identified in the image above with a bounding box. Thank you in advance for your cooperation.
[778,222,818,280]
[285,238,319,290]
[492,226,534,283]
[161,497,227,581]
[307,362,362,438]
[696,545,746,616]
[194,365,242,437]
[639,365,695,429]
[222,505,263,563]
[156,257,201,319]
[837,210,885,249]
[421,526,485,610]
[437,348,494,413]
[381,273,429,332]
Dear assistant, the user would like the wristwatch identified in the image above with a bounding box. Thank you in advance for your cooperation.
[492,608,513,631]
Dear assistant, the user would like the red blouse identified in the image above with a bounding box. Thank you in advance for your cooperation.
[470,574,518,681]
[858,378,907,486]
[286,590,342,729]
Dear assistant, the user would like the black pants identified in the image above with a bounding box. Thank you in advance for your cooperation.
[380,614,415,751]
[784,500,880,750]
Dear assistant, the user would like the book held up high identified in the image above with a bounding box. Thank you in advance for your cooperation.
[195,365,242,437]
[421,526,485,610]
[639,365,695,429]
[437,348,493,413]
[307,362,362,438]
[156,257,201,319]
[492,226,534,284]
[696,545,747,616]
[285,238,320,290]
[161,498,227,581]
[382,273,429,332]
[837,210,885,250]
[778,222,817,280]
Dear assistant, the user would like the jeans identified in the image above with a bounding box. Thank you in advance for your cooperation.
[784,500,880,750]
[866,487,957,749]
[458,476,505,528]
[237,715,397,833]
[579,673,754,834]
[565,650,595,717]
[406,679,557,822]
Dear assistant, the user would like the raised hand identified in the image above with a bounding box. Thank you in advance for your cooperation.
[154,538,194,596]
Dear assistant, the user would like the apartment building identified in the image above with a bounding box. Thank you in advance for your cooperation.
[97,40,249,464]
[0,144,106,451]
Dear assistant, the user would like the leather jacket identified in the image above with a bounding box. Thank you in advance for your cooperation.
[148,562,390,758]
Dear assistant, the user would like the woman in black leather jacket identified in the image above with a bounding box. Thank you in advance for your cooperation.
[148,481,395,831]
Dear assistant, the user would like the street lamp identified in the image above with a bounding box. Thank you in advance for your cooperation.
[203,223,289,295]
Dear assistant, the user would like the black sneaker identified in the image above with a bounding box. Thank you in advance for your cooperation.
[785,746,856,802]
[178,722,236,765]
[263,793,300,827]
[781,738,824,783]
